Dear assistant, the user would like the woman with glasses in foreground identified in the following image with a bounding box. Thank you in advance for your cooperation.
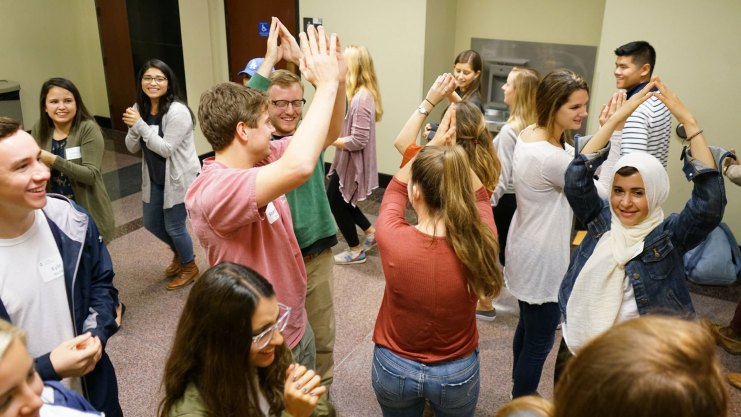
[158,262,324,417]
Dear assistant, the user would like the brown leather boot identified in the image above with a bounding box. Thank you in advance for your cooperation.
[728,373,741,391]
[164,251,181,277]
[167,261,199,290]
[703,320,741,355]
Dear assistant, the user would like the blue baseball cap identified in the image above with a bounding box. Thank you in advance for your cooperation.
[238,58,273,77]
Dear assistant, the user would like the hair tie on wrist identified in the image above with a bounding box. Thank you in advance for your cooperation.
[685,129,703,142]
[424,98,436,107]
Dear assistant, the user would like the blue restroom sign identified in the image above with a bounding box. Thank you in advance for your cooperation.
[258,22,269,37]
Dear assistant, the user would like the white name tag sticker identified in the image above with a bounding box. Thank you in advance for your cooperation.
[39,257,64,283]
[65,147,81,160]
[266,202,280,224]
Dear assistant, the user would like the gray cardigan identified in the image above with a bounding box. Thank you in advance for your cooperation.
[124,101,200,208]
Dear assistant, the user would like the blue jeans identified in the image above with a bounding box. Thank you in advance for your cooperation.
[142,182,194,264]
[371,345,480,417]
[511,300,560,398]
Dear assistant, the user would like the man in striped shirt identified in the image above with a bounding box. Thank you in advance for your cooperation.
[597,41,671,196]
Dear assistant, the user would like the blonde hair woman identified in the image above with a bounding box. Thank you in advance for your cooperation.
[327,45,383,264]
[0,320,102,416]
[477,68,540,320]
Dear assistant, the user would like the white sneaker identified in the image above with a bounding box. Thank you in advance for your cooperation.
[362,233,377,251]
[334,249,367,265]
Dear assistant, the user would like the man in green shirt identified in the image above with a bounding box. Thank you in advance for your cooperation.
[249,58,338,417]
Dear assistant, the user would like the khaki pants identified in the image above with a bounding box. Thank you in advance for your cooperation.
[303,249,336,416]
[304,249,336,386]
[291,322,316,370]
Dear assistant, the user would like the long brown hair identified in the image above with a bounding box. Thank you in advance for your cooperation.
[158,262,291,417]
[344,45,383,121]
[135,59,194,124]
[36,78,98,148]
[536,70,589,145]
[507,67,540,134]
[411,146,503,298]
[455,102,501,193]
[554,316,727,417]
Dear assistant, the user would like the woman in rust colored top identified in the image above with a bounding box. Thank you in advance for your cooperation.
[371,108,503,417]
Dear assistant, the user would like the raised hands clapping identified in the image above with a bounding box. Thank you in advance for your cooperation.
[298,25,339,89]
[426,73,457,107]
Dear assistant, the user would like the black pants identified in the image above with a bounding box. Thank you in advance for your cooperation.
[493,193,517,266]
[327,173,371,248]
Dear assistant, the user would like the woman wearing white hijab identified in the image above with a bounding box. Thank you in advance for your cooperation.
[558,78,727,359]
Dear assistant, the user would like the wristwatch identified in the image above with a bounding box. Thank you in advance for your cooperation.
[417,105,429,116]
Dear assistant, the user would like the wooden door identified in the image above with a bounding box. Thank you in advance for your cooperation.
[224,0,299,82]
[95,0,136,131]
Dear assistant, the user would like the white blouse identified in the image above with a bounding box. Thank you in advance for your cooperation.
[505,138,575,304]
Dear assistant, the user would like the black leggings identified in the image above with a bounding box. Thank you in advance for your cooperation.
[493,193,517,266]
[327,173,371,248]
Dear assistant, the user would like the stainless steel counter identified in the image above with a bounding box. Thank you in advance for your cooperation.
[486,119,505,134]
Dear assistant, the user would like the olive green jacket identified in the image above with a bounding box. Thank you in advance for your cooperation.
[169,383,294,417]
[32,119,116,243]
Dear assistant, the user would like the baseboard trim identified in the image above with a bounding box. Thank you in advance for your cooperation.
[95,115,112,129]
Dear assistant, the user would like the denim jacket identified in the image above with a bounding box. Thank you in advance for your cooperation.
[558,146,727,320]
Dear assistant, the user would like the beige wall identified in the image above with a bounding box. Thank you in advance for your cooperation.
[178,0,230,155]
[0,0,226,154]
[453,0,607,53]
[299,0,428,175]
[423,0,459,124]
[2,0,108,128]
[590,0,741,235]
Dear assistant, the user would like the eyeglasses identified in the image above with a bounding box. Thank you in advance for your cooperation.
[142,76,168,84]
[270,99,306,109]
[252,303,291,349]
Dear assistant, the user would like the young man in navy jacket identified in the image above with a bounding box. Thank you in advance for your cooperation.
[0,117,122,417]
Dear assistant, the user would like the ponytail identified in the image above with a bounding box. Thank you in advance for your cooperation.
[412,146,503,298]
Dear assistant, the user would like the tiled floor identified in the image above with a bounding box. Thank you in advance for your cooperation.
[100,129,740,416]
